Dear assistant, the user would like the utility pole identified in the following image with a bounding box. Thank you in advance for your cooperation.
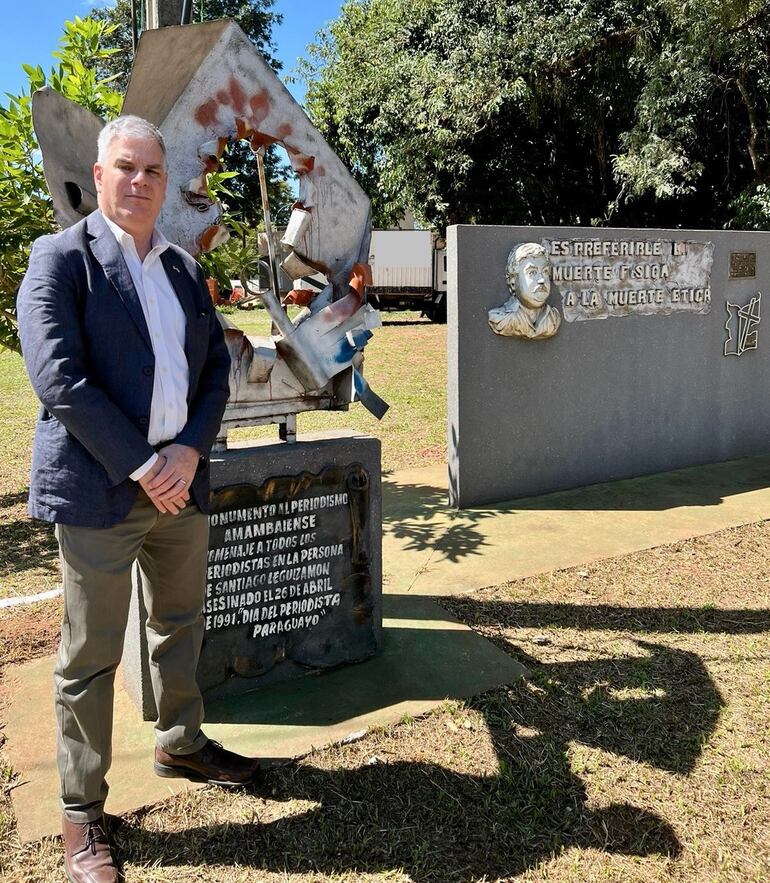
[145,0,187,29]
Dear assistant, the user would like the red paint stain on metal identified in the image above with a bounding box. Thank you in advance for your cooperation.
[282,289,315,307]
[287,147,315,175]
[195,99,220,127]
[197,81,263,130]
[249,89,270,124]
[277,123,293,139]
[235,118,252,140]
[249,130,279,150]
[316,165,326,176]
[323,292,360,324]
[229,77,247,115]
[199,224,224,251]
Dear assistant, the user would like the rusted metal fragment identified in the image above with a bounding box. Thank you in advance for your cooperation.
[31,87,104,228]
[282,289,315,307]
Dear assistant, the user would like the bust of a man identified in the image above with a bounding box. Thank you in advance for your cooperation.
[488,242,561,340]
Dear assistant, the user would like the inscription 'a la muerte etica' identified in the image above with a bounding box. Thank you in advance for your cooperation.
[545,238,714,322]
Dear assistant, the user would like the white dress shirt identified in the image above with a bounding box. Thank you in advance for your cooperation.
[102,216,190,481]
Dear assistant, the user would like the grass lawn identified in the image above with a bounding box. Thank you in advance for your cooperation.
[2,310,770,881]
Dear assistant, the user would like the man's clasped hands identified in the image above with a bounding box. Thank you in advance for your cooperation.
[137,443,200,514]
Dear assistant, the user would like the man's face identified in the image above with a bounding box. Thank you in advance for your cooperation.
[517,255,551,309]
[94,135,167,240]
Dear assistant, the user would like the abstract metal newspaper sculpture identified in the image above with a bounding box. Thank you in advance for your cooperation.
[31,19,388,444]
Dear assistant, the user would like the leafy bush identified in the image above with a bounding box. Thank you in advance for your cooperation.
[0,17,122,352]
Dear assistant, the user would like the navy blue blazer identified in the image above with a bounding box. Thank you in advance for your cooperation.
[17,210,231,527]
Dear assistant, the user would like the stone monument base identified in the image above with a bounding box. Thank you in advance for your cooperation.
[122,430,382,720]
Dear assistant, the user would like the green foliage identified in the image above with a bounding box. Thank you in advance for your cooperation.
[0,16,122,352]
[92,0,283,94]
[729,184,770,229]
[303,0,770,232]
[196,147,294,294]
[199,227,265,295]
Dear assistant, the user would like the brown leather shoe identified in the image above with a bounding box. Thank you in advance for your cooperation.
[154,739,263,786]
[62,815,119,883]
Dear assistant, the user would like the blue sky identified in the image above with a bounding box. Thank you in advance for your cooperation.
[0,0,342,105]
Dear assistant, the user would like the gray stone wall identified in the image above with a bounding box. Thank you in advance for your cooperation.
[448,225,770,507]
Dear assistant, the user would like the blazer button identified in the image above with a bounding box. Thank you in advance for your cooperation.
[139,417,149,426]
[143,366,153,376]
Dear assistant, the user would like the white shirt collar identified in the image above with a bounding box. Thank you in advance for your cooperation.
[102,213,170,265]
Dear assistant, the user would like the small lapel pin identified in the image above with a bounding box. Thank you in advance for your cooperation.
[171,265,180,273]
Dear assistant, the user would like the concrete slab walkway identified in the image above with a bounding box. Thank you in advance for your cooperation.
[8,595,526,842]
[383,454,770,596]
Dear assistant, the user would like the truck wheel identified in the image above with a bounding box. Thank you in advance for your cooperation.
[428,296,447,324]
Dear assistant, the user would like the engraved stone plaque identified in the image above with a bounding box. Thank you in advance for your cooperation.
[122,433,382,719]
[198,463,377,698]
[730,251,756,279]
[544,238,714,322]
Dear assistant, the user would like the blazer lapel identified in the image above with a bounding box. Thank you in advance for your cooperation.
[86,211,153,351]
[160,248,197,364]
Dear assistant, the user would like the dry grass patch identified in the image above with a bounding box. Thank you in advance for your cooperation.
[441,521,770,882]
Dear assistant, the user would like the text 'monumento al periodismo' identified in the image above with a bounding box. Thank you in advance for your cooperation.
[545,238,714,322]
[197,462,377,696]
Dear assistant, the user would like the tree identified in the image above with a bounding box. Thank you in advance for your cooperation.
[91,0,282,93]
[302,0,770,232]
[0,17,123,352]
[91,0,292,230]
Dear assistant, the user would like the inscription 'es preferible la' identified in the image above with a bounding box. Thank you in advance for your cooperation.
[545,238,715,322]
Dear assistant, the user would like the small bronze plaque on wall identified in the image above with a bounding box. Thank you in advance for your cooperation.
[730,252,756,278]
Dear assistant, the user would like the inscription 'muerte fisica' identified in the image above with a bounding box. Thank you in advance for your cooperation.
[545,238,714,322]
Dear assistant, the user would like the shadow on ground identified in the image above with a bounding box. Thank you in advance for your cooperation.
[383,454,770,566]
[0,491,30,511]
[107,594,757,880]
[380,318,432,327]
[442,598,770,635]
[0,516,57,577]
[382,476,498,563]
[115,752,678,881]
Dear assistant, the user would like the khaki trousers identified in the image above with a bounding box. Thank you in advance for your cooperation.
[54,493,209,822]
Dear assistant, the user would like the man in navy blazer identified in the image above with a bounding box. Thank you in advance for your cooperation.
[18,115,259,883]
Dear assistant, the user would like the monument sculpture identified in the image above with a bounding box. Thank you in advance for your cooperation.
[31,19,388,443]
[30,20,386,715]
[488,242,561,340]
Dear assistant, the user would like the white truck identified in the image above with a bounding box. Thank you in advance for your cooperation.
[367,230,448,322]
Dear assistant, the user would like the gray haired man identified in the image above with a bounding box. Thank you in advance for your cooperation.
[18,115,260,883]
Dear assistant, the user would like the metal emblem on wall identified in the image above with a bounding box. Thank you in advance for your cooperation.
[724,292,761,357]
[199,464,376,696]
[729,252,757,279]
